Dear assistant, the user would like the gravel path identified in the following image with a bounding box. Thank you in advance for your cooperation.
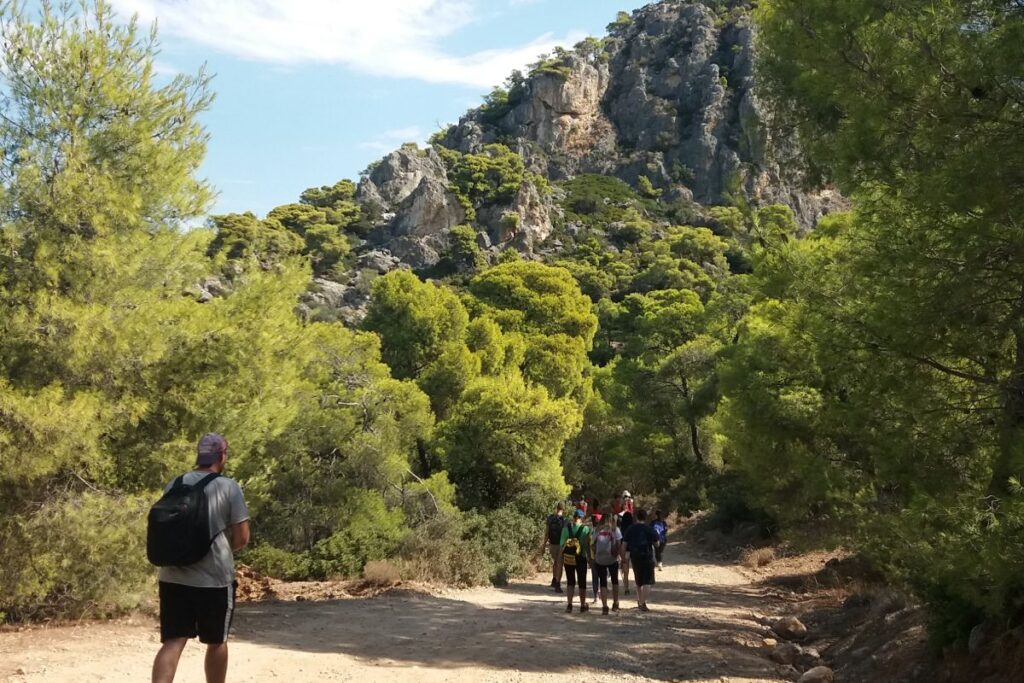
[0,539,790,682]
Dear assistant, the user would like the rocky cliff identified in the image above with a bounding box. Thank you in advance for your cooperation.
[324,0,840,321]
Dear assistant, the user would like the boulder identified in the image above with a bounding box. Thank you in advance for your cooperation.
[306,278,348,309]
[769,643,802,665]
[797,666,834,683]
[797,646,823,669]
[357,146,449,209]
[357,249,402,274]
[772,616,808,641]
[969,622,996,656]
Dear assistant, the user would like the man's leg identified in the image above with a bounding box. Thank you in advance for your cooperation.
[152,638,188,683]
[205,643,228,683]
[578,565,588,608]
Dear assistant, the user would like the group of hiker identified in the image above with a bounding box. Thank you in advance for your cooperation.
[543,492,669,614]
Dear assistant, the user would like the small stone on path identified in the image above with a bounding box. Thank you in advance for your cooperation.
[798,666,834,683]
[773,615,808,641]
[769,642,802,665]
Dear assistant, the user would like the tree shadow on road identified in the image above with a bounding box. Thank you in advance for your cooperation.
[233,576,784,682]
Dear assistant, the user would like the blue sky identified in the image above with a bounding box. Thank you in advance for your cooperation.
[108,0,647,217]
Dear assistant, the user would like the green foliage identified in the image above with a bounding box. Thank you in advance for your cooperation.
[440,144,527,217]
[0,0,212,254]
[468,260,597,400]
[529,47,574,79]
[434,375,576,510]
[574,36,610,64]
[433,224,487,276]
[562,174,642,229]
[637,175,663,199]
[607,10,633,35]
[747,0,1024,642]
[0,493,152,620]
[207,212,304,264]
[246,491,409,580]
[479,71,527,125]
[363,271,469,380]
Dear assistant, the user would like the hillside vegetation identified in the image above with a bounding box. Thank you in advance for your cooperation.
[1,0,1022,652]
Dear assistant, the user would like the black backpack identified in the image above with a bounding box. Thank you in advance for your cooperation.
[546,514,565,544]
[147,473,220,567]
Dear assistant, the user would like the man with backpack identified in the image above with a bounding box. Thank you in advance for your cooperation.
[543,502,567,592]
[150,433,251,683]
[622,508,660,612]
[559,508,592,613]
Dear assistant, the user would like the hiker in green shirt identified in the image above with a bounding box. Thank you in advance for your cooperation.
[559,509,593,613]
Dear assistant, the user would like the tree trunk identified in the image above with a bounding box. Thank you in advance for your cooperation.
[689,420,705,463]
[416,439,432,478]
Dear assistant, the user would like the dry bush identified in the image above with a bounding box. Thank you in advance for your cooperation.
[740,547,777,569]
[362,560,402,587]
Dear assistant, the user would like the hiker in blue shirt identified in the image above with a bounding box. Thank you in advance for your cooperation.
[651,509,669,570]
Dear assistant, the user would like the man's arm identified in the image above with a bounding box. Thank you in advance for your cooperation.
[228,520,250,552]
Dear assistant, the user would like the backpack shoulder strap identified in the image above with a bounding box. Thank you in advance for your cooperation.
[193,472,221,491]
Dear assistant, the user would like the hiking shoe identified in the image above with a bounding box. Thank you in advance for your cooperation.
[602,606,610,615]
[657,563,663,570]
[554,585,563,594]
[566,604,573,613]
[580,603,590,613]
[639,604,650,612]
[612,603,620,612]
[624,588,630,595]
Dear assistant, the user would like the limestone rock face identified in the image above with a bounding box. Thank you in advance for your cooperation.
[443,0,841,228]
[324,0,843,323]
[357,147,466,268]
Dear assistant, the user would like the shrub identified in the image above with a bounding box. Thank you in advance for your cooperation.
[242,544,313,581]
[398,501,544,587]
[308,491,408,579]
[740,547,777,569]
[362,560,402,587]
[0,493,152,622]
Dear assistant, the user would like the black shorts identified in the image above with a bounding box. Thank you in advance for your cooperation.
[595,562,619,588]
[159,581,237,644]
[564,560,588,589]
[632,555,655,587]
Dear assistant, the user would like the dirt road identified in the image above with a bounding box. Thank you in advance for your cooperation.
[0,540,791,682]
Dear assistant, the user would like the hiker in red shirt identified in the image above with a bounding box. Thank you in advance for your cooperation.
[613,491,635,516]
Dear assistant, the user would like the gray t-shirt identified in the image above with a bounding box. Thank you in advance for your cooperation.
[158,471,250,588]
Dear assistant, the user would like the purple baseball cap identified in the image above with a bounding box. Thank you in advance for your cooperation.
[196,433,228,465]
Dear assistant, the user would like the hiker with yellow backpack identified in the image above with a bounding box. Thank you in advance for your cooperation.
[559,508,593,613]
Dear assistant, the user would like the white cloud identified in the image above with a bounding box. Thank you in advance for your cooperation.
[110,0,581,88]
[359,125,424,152]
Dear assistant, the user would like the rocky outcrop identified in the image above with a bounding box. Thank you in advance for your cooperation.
[357,147,467,268]
[442,0,841,227]
[321,0,842,322]
[476,179,554,253]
